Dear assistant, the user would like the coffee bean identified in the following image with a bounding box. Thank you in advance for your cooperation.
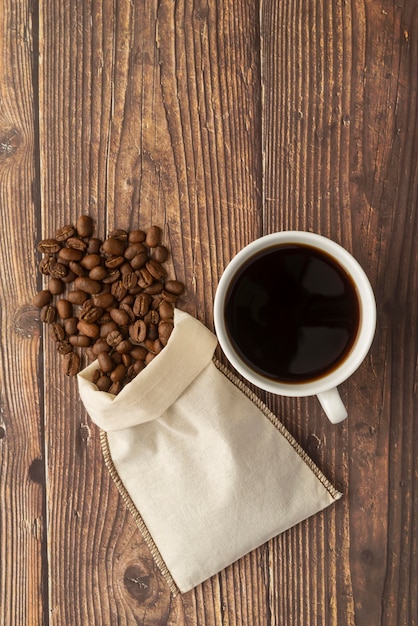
[56,299,73,319]
[158,320,174,346]
[32,290,52,308]
[64,317,79,335]
[164,280,185,295]
[93,292,116,309]
[73,276,102,294]
[110,308,130,327]
[133,294,151,317]
[47,278,65,295]
[67,237,88,252]
[57,340,73,355]
[78,300,103,323]
[145,225,161,248]
[87,238,102,254]
[106,329,123,347]
[96,374,112,391]
[58,247,83,262]
[152,245,168,263]
[102,238,126,256]
[76,215,94,238]
[67,290,89,305]
[97,352,114,373]
[38,239,61,254]
[146,260,166,281]
[110,363,126,383]
[55,225,75,241]
[69,334,91,347]
[63,352,80,376]
[49,262,68,279]
[128,229,146,243]
[129,319,147,344]
[41,304,57,323]
[77,320,99,339]
[50,323,66,342]
[80,253,101,270]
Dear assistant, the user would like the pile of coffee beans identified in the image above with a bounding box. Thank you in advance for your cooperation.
[32,216,185,394]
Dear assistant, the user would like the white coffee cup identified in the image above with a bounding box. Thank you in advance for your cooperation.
[214,231,376,424]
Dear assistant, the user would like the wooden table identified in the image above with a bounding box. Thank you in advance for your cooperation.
[1,1,417,624]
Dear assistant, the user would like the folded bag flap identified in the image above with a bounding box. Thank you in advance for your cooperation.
[77,309,218,431]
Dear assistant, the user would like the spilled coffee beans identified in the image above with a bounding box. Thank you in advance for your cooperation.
[33,217,185,394]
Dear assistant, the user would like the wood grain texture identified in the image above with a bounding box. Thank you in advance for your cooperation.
[0,0,416,624]
[0,1,47,625]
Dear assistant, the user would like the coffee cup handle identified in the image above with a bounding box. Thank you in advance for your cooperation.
[317,388,348,424]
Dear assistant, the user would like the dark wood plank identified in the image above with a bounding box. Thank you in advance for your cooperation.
[260,0,417,625]
[0,1,47,624]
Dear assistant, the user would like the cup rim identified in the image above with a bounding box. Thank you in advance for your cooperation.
[213,231,376,397]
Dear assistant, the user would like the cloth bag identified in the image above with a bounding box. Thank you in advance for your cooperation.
[78,309,341,594]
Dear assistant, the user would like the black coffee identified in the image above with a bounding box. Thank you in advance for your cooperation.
[224,243,360,383]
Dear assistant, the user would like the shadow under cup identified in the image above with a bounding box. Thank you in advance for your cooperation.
[214,232,376,420]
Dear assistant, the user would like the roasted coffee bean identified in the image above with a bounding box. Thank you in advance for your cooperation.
[100,321,118,338]
[159,301,174,319]
[67,237,88,252]
[110,363,126,383]
[152,245,168,263]
[145,351,156,365]
[79,300,103,323]
[87,238,102,254]
[69,334,91,347]
[77,320,99,338]
[136,268,154,288]
[101,238,126,256]
[96,374,112,391]
[109,229,128,241]
[73,276,102,294]
[109,381,122,395]
[128,360,146,377]
[93,292,115,309]
[102,269,120,284]
[56,299,73,319]
[49,262,68,279]
[80,253,101,270]
[47,278,65,295]
[144,309,159,325]
[55,224,75,241]
[106,329,123,347]
[110,280,127,301]
[57,340,73,355]
[128,229,146,243]
[145,225,161,248]
[105,255,125,270]
[116,339,134,354]
[68,261,85,277]
[38,238,61,254]
[124,242,146,261]
[110,308,130,327]
[61,269,77,284]
[146,259,166,281]
[158,319,174,346]
[41,304,57,323]
[160,289,178,303]
[129,319,147,344]
[39,255,56,275]
[67,289,89,305]
[92,338,112,354]
[122,271,137,290]
[58,247,83,262]
[63,352,80,376]
[129,251,148,270]
[119,303,135,323]
[143,280,164,295]
[50,323,66,342]
[89,265,108,281]
[76,215,94,238]
[164,279,185,295]
[147,323,158,341]
[32,289,52,308]
[97,352,114,373]
[130,345,148,361]
[133,294,151,317]
[64,317,79,335]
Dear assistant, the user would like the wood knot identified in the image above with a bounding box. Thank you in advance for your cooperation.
[123,561,157,605]
[0,128,21,160]
[28,457,45,484]
[13,305,40,338]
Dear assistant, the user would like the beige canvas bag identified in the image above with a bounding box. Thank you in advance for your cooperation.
[78,309,341,594]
